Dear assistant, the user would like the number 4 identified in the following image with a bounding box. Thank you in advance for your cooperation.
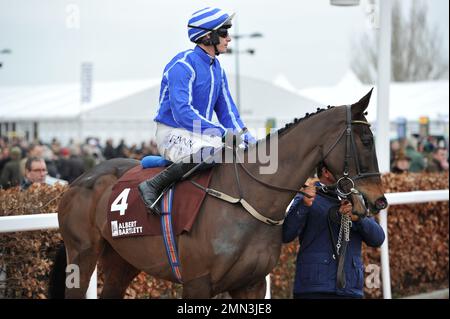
[111,188,131,216]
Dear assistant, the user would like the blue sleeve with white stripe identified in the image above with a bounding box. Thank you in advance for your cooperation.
[214,71,245,132]
[168,63,226,136]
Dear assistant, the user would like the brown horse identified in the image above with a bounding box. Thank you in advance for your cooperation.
[49,90,387,298]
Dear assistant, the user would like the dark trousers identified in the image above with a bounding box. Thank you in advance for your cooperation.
[294,292,363,299]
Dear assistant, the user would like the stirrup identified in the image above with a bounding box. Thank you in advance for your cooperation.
[148,184,173,215]
[149,191,165,215]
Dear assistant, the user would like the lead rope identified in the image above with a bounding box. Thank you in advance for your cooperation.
[335,212,352,289]
[336,213,352,255]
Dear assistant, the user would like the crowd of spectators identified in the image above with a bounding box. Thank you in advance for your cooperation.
[1,133,448,189]
[0,135,159,190]
[390,135,449,174]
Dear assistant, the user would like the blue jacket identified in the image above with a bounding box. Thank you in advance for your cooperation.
[154,46,246,137]
[282,184,385,298]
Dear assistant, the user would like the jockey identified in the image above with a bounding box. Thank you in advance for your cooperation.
[139,7,256,215]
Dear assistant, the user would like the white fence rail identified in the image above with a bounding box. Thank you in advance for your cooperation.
[380,189,449,299]
[0,213,58,233]
[1,189,448,299]
[0,213,97,299]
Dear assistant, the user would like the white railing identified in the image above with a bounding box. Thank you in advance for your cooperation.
[1,189,448,299]
[0,213,97,299]
[0,213,58,232]
[380,189,449,299]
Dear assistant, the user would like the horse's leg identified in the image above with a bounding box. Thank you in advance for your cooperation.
[60,186,106,299]
[182,274,213,299]
[64,240,104,299]
[99,243,140,299]
[228,278,267,299]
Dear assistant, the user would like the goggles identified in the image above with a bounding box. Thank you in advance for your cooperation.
[216,28,230,38]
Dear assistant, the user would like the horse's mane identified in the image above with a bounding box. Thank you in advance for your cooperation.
[276,106,334,137]
[249,104,369,149]
[260,105,335,144]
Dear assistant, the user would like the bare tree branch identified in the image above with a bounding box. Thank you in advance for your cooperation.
[351,0,449,84]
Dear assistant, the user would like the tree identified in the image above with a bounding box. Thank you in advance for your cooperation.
[351,0,449,84]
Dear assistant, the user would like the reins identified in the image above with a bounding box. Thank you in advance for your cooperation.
[189,106,378,226]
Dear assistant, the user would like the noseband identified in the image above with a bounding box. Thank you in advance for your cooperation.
[321,105,380,198]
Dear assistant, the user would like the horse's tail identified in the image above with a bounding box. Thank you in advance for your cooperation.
[48,241,67,299]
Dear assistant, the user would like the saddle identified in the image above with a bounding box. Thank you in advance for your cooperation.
[107,156,213,238]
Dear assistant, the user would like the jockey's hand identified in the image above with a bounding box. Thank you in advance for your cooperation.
[301,182,316,207]
[238,132,257,150]
[339,200,359,221]
[222,130,238,148]
[241,132,257,145]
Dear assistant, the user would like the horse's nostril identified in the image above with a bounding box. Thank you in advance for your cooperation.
[375,197,388,210]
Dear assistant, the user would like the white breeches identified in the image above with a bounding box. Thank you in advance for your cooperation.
[155,122,223,163]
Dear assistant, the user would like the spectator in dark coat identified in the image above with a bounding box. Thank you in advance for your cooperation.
[57,147,85,183]
[103,139,116,160]
[115,139,127,158]
[0,146,23,189]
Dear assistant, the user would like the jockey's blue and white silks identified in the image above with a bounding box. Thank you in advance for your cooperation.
[187,7,235,43]
[154,45,246,137]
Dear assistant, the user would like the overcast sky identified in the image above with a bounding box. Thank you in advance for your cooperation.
[0,0,448,88]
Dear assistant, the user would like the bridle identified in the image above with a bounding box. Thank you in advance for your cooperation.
[319,105,380,199]
[188,105,380,226]
[237,105,380,200]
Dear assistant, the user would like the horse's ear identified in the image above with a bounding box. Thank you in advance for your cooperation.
[351,88,373,117]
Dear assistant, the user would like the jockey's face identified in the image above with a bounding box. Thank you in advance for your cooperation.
[217,33,231,53]
[216,28,231,54]
[201,30,231,55]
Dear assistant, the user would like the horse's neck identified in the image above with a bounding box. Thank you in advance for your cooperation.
[243,119,326,220]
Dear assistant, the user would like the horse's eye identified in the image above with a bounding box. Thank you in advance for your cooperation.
[361,136,373,147]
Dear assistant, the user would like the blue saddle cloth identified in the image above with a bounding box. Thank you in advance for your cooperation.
[141,155,171,169]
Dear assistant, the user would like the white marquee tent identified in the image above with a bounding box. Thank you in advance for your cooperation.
[274,71,449,138]
[2,71,447,145]
[0,79,159,144]
[0,76,322,145]
[296,72,449,122]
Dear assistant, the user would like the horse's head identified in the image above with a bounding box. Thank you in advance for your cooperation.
[322,89,388,218]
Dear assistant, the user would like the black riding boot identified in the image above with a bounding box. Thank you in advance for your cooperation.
[138,161,195,215]
[138,147,218,215]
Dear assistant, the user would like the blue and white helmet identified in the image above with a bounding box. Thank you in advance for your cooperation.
[188,7,235,43]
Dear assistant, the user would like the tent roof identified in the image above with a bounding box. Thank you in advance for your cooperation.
[0,77,323,125]
[297,72,449,121]
[0,79,159,120]
[227,75,323,121]
[2,72,447,123]
[275,71,449,122]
